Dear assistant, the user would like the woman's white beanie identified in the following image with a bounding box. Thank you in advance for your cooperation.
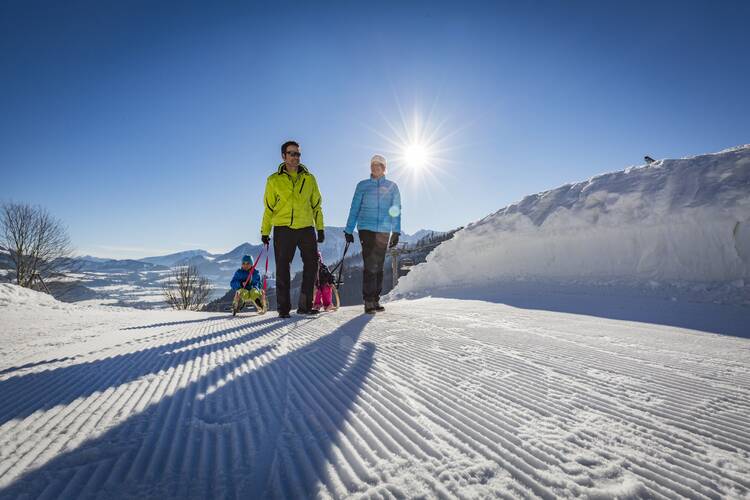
[370,154,387,169]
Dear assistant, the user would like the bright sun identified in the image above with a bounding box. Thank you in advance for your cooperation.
[403,143,428,169]
[366,104,457,196]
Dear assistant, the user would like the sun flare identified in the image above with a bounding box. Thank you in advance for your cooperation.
[362,101,464,198]
[403,143,429,169]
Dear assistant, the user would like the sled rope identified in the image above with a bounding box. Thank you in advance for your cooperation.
[262,243,269,292]
[243,247,266,288]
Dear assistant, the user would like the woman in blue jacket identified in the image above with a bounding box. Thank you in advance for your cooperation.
[344,154,401,313]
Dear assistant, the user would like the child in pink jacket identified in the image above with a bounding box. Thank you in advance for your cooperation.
[313,252,336,311]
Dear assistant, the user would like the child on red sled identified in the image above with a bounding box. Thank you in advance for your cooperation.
[230,254,265,314]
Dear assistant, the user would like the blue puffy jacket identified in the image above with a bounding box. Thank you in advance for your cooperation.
[345,176,401,234]
[230,268,261,290]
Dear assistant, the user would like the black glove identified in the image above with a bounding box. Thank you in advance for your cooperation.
[261,235,270,246]
[317,229,325,243]
[344,232,354,244]
[389,233,400,248]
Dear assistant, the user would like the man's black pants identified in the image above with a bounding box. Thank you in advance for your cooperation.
[359,230,390,303]
[273,226,318,314]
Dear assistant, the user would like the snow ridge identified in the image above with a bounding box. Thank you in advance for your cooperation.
[0,283,72,310]
[393,145,750,297]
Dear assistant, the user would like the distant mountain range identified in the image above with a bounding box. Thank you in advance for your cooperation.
[137,226,440,274]
[0,229,443,307]
[140,250,211,267]
[69,227,440,290]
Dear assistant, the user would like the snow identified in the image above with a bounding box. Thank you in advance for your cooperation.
[0,283,71,310]
[0,283,749,498]
[392,146,750,304]
[0,284,215,367]
[2,145,750,498]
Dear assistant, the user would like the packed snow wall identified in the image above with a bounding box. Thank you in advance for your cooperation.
[394,145,750,295]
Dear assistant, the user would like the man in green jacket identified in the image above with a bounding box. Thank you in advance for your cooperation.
[261,140,325,318]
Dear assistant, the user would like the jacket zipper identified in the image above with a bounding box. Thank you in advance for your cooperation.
[377,178,381,231]
[299,178,306,193]
[288,172,297,227]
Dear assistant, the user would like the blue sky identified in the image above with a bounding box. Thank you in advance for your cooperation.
[2,0,749,259]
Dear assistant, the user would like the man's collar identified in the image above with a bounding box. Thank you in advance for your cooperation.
[277,163,309,175]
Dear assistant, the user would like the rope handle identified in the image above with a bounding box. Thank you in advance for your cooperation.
[262,243,269,292]
[242,246,266,288]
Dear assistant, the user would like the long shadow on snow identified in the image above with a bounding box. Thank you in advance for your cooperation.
[0,314,375,499]
[416,282,750,338]
[121,316,228,330]
[0,357,77,376]
[0,315,291,427]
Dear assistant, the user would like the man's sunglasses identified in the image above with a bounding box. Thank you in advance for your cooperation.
[284,151,301,158]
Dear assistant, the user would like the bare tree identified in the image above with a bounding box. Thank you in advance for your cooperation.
[162,265,212,311]
[1,202,72,288]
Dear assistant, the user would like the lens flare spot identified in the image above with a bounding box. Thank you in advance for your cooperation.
[389,206,401,217]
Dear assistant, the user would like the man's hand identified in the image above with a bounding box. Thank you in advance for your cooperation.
[317,229,325,244]
[344,232,354,244]
[389,233,400,248]
[261,235,270,246]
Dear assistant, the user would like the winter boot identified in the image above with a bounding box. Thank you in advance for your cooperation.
[297,293,320,315]
[364,300,377,314]
[373,300,385,312]
[297,309,320,315]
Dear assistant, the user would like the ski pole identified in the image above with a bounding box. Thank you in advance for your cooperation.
[335,241,350,289]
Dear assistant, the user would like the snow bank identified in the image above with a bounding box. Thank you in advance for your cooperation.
[0,283,72,310]
[394,145,750,298]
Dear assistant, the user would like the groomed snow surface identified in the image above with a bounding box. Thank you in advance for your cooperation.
[1,284,749,499]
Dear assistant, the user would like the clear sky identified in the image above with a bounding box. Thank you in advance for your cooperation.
[2,0,749,259]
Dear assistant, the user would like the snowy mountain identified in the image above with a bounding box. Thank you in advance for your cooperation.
[135,227,432,275]
[73,258,168,273]
[140,249,211,267]
[214,242,260,264]
[400,228,443,245]
[0,246,13,274]
[393,145,750,304]
[175,243,264,286]
[316,226,361,264]
[127,227,427,290]
[34,227,430,309]
[131,230,359,290]
[77,255,112,263]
